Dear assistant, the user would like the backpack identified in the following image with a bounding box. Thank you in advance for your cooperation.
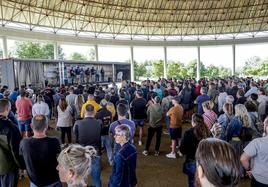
[102,115,112,128]
[239,127,253,142]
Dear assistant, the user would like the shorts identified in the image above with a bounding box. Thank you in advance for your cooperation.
[18,119,32,132]
[169,127,182,140]
[133,119,145,127]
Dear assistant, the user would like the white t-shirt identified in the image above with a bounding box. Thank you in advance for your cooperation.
[244,136,268,185]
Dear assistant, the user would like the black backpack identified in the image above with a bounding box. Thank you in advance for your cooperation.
[239,126,253,142]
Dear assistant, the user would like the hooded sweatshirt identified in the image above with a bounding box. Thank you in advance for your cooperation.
[147,103,163,128]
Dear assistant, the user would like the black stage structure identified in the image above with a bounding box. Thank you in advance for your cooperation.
[0,58,130,89]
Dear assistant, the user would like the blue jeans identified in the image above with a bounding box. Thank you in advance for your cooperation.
[0,171,18,187]
[91,156,102,187]
[165,116,170,131]
[30,181,62,187]
[102,135,114,165]
[183,160,196,187]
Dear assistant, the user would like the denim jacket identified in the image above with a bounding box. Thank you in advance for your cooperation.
[109,142,137,187]
[226,116,242,142]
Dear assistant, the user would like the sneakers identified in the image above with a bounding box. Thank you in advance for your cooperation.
[142,150,149,156]
[177,151,183,157]
[138,140,142,146]
[166,152,176,159]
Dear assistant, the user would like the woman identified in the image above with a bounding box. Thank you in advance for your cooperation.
[245,100,263,138]
[195,138,240,187]
[161,90,172,134]
[57,144,96,187]
[74,94,84,120]
[217,86,228,113]
[217,103,234,140]
[257,88,268,121]
[109,124,137,187]
[180,114,211,187]
[57,97,73,144]
[202,101,217,129]
[226,104,253,176]
[143,96,163,156]
[32,94,50,123]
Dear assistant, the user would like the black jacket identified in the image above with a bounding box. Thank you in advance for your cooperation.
[0,116,23,174]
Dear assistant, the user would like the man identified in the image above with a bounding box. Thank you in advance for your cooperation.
[110,88,119,107]
[240,117,268,187]
[96,99,113,166]
[66,87,77,111]
[100,67,105,82]
[195,87,210,114]
[19,115,61,187]
[130,90,147,146]
[80,94,101,118]
[109,125,137,187]
[0,99,22,187]
[207,82,219,100]
[245,82,258,98]
[166,96,184,159]
[109,103,136,151]
[16,90,32,137]
[74,104,102,187]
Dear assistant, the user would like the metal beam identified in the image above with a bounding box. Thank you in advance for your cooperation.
[3,27,268,47]
[163,46,167,79]
[54,42,58,60]
[130,46,135,82]
[232,44,236,76]
[197,46,201,80]
[2,36,8,58]
[94,44,99,61]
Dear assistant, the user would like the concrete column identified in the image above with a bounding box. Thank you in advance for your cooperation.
[232,44,236,76]
[197,46,201,80]
[130,46,135,82]
[2,36,8,59]
[163,46,168,79]
[95,45,99,61]
[53,42,58,60]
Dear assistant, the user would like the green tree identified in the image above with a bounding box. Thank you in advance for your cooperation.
[167,61,187,78]
[242,56,261,76]
[15,41,64,59]
[88,48,96,61]
[204,65,220,78]
[186,60,206,78]
[152,60,164,78]
[70,52,87,61]
[134,61,147,80]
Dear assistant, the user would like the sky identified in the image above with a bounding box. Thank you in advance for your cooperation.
[4,39,268,69]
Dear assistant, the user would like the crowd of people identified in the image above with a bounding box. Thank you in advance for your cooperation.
[0,76,267,187]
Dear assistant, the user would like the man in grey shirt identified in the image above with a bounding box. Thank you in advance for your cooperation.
[241,117,268,186]
[73,104,102,187]
[66,87,77,110]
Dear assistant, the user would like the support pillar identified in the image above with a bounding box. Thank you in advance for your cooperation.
[2,36,8,59]
[197,46,201,80]
[163,46,168,79]
[232,44,236,76]
[53,42,58,60]
[95,45,99,61]
[130,46,135,82]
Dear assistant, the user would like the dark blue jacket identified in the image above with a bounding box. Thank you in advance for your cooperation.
[226,116,242,142]
[109,142,137,187]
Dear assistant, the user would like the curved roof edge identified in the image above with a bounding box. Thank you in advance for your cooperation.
[1,27,268,46]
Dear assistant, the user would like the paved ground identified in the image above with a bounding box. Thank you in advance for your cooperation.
[19,122,250,187]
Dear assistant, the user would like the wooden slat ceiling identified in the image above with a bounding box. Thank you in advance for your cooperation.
[1,0,268,39]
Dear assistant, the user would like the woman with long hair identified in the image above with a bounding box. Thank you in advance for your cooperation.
[74,94,85,120]
[57,144,96,187]
[195,138,240,187]
[179,114,211,187]
[217,103,234,140]
[32,94,50,122]
[57,97,73,144]
[202,101,218,130]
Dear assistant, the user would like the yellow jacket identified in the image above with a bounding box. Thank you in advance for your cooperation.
[80,99,101,118]
[107,102,116,118]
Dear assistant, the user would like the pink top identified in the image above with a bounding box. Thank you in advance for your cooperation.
[202,110,217,129]
[16,97,32,121]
